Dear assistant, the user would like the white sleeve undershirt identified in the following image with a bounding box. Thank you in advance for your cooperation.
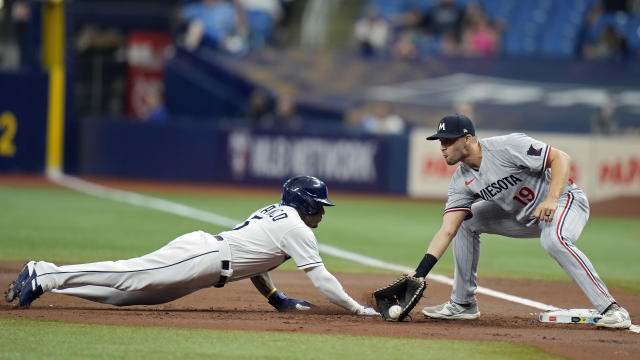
[305,265,362,313]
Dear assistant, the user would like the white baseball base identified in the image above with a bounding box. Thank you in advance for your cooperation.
[539,308,602,324]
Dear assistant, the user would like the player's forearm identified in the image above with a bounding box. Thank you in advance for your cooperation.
[414,211,466,278]
[547,149,571,201]
[250,273,276,298]
[305,266,361,312]
[427,227,456,259]
[413,230,451,278]
[414,229,453,278]
[427,210,466,258]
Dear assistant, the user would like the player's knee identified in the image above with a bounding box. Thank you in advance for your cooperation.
[539,236,562,254]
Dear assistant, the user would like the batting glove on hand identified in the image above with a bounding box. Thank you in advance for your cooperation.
[268,290,315,312]
[355,306,380,316]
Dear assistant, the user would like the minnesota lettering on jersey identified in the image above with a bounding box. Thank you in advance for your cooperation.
[475,175,523,200]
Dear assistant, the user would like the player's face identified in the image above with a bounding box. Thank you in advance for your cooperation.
[439,136,467,165]
[300,206,325,228]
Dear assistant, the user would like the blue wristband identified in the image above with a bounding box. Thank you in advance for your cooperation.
[267,290,288,310]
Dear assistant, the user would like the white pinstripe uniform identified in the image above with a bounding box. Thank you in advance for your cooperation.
[34,204,327,306]
[445,133,616,313]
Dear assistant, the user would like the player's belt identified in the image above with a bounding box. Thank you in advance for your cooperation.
[213,235,233,288]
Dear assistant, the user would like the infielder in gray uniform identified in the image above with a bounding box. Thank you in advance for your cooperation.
[410,114,631,329]
[5,176,378,317]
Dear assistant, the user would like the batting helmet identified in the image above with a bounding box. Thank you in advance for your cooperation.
[281,176,335,216]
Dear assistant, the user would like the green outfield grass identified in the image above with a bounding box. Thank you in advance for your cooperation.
[1,182,637,359]
[1,184,639,292]
[0,317,562,360]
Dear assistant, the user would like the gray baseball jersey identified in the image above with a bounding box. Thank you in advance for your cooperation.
[445,133,578,223]
[443,133,616,313]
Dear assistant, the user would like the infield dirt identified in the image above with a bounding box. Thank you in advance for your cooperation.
[1,263,639,360]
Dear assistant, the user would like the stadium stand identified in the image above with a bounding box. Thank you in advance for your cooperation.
[1,0,638,190]
[360,0,638,59]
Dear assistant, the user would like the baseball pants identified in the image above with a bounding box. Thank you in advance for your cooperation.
[34,231,231,306]
[450,190,615,313]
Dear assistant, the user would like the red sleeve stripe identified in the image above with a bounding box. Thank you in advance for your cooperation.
[543,145,551,171]
[443,208,472,215]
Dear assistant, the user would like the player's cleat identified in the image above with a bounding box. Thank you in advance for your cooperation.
[5,261,36,303]
[422,300,480,320]
[18,267,43,308]
[596,303,631,329]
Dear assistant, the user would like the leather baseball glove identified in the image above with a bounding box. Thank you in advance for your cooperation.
[373,275,426,322]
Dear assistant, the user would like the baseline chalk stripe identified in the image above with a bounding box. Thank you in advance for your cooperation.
[50,174,638,333]
[51,174,239,228]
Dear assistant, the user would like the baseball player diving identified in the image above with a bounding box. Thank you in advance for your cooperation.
[409,114,631,329]
[5,176,379,317]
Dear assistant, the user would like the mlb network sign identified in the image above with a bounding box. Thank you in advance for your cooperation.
[226,130,381,188]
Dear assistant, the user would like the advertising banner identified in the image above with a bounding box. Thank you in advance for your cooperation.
[224,129,384,191]
[126,32,172,120]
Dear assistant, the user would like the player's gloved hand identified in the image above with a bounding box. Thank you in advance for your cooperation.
[268,290,315,312]
[355,306,380,316]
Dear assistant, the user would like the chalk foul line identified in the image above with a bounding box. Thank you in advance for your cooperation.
[49,174,638,333]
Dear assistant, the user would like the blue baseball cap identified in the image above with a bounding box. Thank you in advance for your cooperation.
[426,114,476,140]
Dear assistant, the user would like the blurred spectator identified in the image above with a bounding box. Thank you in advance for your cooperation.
[582,25,630,60]
[421,0,465,41]
[359,102,406,135]
[577,1,605,54]
[259,92,302,129]
[602,0,630,13]
[272,0,298,46]
[460,2,500,57]
[237,0,282,48]
[439,31,460,56]
[353,5,391,58]
[391,31,421,60]
[181,0,247,53]
[390,8,430,60]
[245,88,272,125]
[393,5,466,60]
[9,0,32,68]
[140,87,169,123]
[591,97,619,135]
[390,0,479,59]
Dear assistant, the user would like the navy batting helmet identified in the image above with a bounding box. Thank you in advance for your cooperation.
[281,176,335,216]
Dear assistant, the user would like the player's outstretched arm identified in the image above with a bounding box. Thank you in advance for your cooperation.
[412,210,467,279]
[304,265,379,316]
[250,272,314,312]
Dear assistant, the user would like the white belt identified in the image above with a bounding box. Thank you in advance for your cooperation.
[213,234,233,287]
